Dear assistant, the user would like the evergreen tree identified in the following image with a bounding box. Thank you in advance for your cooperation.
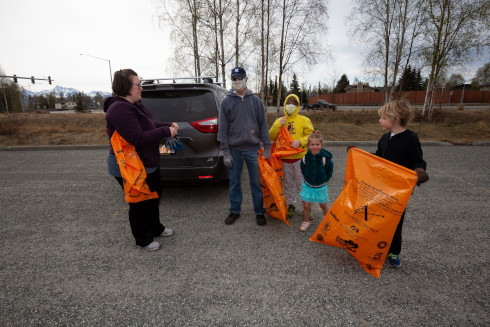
[397,65,424,91]
[318,81,322,95]
[75,92,86,112]
[334,74,350,93]
[290,73,300,97]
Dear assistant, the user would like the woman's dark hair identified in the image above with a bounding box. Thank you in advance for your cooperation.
[112,69,138,96]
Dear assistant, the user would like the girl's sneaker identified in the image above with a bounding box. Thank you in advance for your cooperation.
[288,205,295,218]
[299,221,311,232]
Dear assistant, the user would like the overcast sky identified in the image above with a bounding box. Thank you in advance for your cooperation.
[0,0,487,94]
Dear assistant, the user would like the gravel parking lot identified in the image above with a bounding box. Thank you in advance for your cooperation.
[0,145,488,326]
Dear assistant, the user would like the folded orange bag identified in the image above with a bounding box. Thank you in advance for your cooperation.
[270,125,306,180]
[258,149,289,226]
[110,131,159,203]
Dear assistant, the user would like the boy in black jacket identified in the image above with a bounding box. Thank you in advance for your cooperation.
[375,100,429,268]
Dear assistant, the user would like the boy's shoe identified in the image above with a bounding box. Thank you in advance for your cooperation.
[388,253,401,268]
[139,241,161,251]
[299,221,311,232]
[256,214,267,226]
[160,227,174,237]
[225,212,240,225]
[287,205,295,218]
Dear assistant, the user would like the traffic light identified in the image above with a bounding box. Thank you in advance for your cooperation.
[13,75,17,83]
[48,76,52,85]
[31,76,35,84]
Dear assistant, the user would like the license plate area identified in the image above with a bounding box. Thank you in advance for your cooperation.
[159,144,175,155]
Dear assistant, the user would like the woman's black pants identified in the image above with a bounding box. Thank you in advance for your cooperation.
[115,170,165,247]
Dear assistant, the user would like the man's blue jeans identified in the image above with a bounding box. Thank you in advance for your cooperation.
[228,148,265,215]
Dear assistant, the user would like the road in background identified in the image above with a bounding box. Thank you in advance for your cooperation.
[0,146,488,325]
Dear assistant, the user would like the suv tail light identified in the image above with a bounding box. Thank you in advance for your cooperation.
[191,117,218,133]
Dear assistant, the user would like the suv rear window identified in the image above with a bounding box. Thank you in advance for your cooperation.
[142,89,217,122]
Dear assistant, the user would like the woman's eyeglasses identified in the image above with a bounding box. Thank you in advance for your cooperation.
[133,83,142,88]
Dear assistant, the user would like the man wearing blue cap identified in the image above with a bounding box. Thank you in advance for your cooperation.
[218,67,271,226]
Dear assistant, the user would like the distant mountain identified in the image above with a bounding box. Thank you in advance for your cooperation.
[22,86,111,98]
[88,90,112,98]
[37,85,79,97]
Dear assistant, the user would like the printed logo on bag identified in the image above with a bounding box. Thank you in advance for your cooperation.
[372,252,384,261]
[330,211,339,222]
[335,236,359,252]
[365,264,375,271]
[322,221,331,234]
[377,241,388,249]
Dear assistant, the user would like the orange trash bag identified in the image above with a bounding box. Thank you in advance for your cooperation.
[270,125,306,180]
[258,148,289,226]
[309,148,417,278]
[110,131,159,203]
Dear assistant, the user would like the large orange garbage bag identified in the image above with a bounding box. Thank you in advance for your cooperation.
[309,148,417,278]
[110,131,159,203]
[258,149,289,226]
[270,125,306,180]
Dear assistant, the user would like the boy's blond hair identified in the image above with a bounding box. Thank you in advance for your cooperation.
[307,132,323,146]
[378,99,414,127]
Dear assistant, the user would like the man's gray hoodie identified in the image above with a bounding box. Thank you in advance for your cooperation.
[217,89,271,152]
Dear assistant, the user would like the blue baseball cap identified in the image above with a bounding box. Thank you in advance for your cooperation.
[231,67,247,78]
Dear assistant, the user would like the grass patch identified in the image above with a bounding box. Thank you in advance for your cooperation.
[0,109,488,146]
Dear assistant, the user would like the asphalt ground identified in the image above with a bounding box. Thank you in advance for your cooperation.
[0,145,488,326]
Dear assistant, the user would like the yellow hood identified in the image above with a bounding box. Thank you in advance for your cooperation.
[283,94,300,117]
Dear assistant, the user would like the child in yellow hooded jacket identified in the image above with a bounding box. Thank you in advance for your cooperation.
[269,94,314,218]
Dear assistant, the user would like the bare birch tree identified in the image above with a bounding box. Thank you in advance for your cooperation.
[275,0,329,114]
[420,0,489,118]
[349,0,424,104]
[157,0,206,78]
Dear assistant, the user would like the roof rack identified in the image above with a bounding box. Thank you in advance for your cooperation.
[141,76,218,85]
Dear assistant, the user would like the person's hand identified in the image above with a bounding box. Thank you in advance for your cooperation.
[262,148,271,161]
[169,126,178,137]
[280,117,286,126]
[347,145,355,152]
[291,140,301,148]
[414,168,429,186]
[223,149,233,168]
[171,122,179,131]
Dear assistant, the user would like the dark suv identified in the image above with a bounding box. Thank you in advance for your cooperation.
[141,77,228,181]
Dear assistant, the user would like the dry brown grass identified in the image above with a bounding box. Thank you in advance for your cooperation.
[0,109,488,146]
[0,112,107,146]
[267,109,490,144]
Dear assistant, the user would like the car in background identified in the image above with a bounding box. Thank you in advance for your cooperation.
[303,99,337,111]
[141,77,229,182]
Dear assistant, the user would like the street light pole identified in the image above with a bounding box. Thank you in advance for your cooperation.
[80,53,113,86]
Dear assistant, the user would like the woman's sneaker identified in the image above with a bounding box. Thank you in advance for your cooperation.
[299,221,311,232]
[139,241,161,251]
[388,253,401,267]
[161,227,174,237]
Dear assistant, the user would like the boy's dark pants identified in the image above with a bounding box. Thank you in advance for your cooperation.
[389,210,405,255]
[115,171,165,247]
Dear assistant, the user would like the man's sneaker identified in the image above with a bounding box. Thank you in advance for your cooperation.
[299,221,311,232]
[388,253,401,268]
[256,214,267,226]
[161,227,174,237]
[225,212,240,225]
[287,205,295,218]
[139,241,161,251]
